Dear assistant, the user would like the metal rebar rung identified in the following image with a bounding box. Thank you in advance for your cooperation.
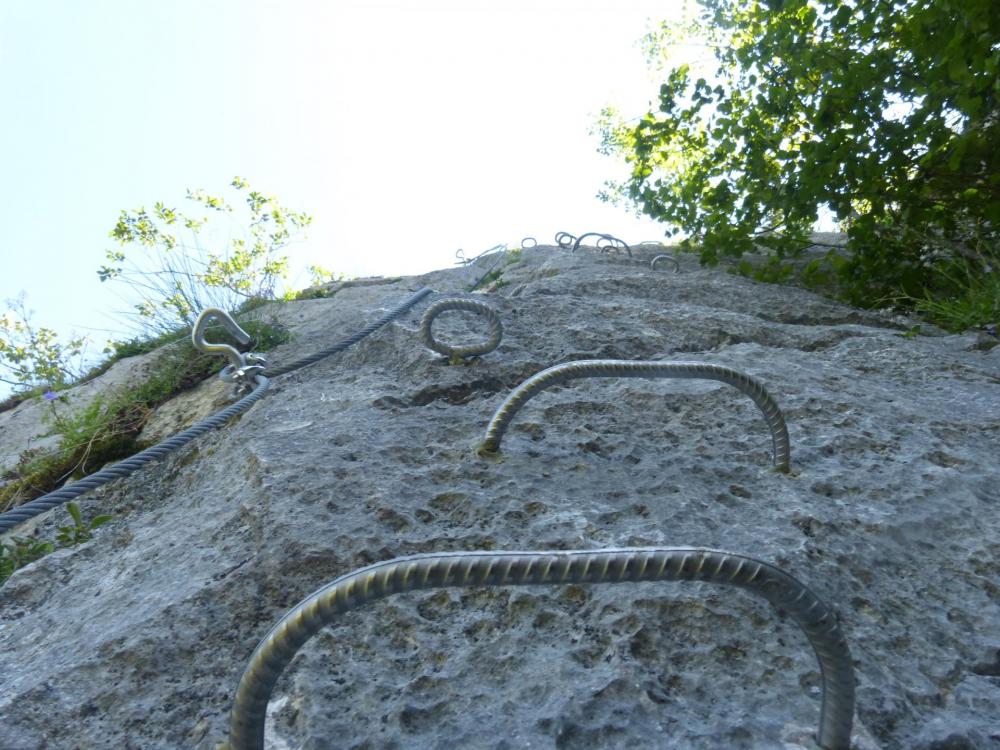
[480,359,791,472]
[419,298,503,362]
[224,547,854,750]
[651,254,680,272]
[570,232,631,257]
[554,231,576,247]
[262,287,433,378]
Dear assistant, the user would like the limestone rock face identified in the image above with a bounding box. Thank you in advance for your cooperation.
[1,246,998,750]
[0,347,165,482]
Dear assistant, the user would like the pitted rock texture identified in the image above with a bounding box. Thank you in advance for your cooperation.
[0,346,167,487]
[1,245,998,750]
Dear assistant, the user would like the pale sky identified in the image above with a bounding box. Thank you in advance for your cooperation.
[1,0,689,365]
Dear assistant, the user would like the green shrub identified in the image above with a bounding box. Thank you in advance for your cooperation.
[0,502,114,586]
[100,177,312,336]
[55,502,113,548]
[599,0,1000,327]
[0,535,55,583]
[0,294,88,394]
[0,317,289,512]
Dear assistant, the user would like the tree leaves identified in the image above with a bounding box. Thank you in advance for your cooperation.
[0,294,87,390]
[102,178,312,333]
[599,0,1000,311]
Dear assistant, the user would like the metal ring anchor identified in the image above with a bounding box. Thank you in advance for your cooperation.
[192,307,267,391]
[480,359,791,472]
[223,547,854,750]
[651,254,680,272]
[570,232,632,257]
[554,231,576,248]
[419,298,503,364]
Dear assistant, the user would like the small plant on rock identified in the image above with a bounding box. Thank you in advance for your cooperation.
[0,535,55,583]
[55,501,113,547]
[0,503,113,586]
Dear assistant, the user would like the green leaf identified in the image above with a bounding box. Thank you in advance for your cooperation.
[90,515,114,529]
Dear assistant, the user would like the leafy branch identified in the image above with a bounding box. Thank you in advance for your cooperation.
[100,177,312,335]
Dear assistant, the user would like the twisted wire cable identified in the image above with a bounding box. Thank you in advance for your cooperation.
[465,247,510,293]
[651,254,680,272]
[419,299,503,363]
[0,376,270,533]
[262,287,433,378]
[456,244,507,267]
[224,547,854,750]
[480,360,791,472]
[0,289,434,533]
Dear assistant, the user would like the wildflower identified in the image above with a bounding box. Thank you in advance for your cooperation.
[43,390,58,401]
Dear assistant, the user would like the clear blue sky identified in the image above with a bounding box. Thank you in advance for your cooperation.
[1,0,687,358]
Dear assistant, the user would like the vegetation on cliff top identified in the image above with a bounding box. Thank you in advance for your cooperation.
[599,0,999,330]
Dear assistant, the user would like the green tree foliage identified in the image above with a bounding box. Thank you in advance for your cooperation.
[100,177,312,333]
[600,0,1000,322]
[0,294,87,391]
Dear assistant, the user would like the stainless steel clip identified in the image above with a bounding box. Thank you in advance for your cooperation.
[191,307,267,392]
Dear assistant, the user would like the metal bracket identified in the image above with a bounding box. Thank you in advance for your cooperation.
[192,307,267,394]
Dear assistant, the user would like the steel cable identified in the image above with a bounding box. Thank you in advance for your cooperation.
[463,247,510,293]
[419,298,503,363]
[0,375,270,533]
[456,244,506,267]
[0,288,434,533]
[480,360,791,472]
[262,287,433,378]
[223,547,854,750]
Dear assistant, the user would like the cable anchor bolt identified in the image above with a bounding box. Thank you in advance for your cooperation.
[192,307,268,395]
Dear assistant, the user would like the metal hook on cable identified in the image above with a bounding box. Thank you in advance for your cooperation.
[192,307,267,393]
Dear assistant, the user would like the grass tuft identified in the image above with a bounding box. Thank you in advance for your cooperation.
[0,317,289,513]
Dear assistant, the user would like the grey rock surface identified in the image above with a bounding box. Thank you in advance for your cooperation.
[1,245,998,749]
[0,347,167,482]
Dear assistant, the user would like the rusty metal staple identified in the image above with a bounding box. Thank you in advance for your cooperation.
[223,547,854,750]
[480,359,791,472]
[419,298,503,363]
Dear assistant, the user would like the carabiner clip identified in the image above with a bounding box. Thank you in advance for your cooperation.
[192,307,267,392]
